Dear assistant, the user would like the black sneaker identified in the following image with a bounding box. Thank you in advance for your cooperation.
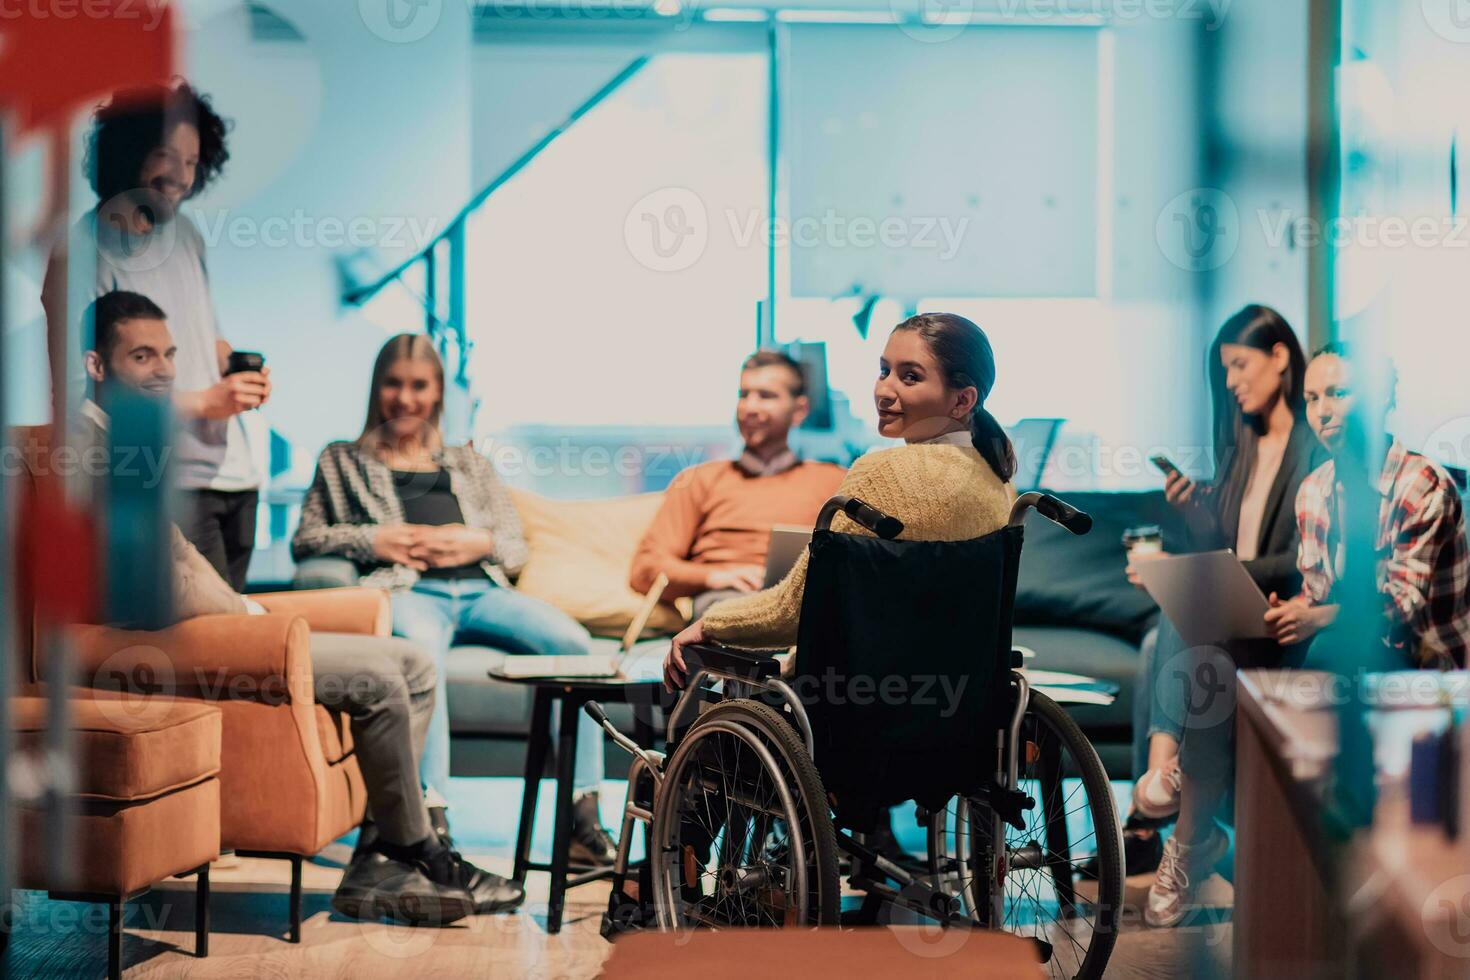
[331,849,475,926]
[569,791,619,867]
[409,811,526,915]
[430,845,526,915]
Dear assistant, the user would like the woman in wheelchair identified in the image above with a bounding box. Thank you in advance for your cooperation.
[665,311,1017,684]
[626,314,1120,979]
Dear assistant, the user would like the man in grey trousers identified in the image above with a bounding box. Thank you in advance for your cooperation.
[74,290,523,924]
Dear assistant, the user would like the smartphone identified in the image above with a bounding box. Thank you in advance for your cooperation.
[1150,454,1182,479]
[225,351,265,376]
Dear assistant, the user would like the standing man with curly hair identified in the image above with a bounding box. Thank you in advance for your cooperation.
[43,81,271,590]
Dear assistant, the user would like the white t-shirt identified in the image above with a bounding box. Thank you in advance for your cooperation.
[67,209,260,493]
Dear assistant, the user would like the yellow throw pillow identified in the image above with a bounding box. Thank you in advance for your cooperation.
[509,489,687,637]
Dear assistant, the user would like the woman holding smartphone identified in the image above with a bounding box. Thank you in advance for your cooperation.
[1124,305,1327,927]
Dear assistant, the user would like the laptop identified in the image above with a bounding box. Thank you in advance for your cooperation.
[1132,550,1272,648]
[493,573,670,679]
[764,525,814,588]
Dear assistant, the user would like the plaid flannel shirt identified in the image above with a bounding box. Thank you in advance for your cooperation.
[1295,440,1470,668]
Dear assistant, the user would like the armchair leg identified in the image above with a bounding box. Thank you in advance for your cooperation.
[235,850,307,943]
[196,864,210,957]
[289,855,302,944]
[108,899,124,980]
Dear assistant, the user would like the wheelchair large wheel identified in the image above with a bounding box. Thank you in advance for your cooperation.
[928,690,1122,980]
[651,699,840,929]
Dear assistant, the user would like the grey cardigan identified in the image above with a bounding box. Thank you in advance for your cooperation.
[291,440,530,592]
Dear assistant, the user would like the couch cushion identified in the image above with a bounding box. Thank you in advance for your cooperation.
[509,490,686,637]
[445,639,667,736]
[1014,490,1182,645]
[12,694,222,802]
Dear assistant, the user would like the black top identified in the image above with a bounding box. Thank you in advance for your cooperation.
[391,468,482,580]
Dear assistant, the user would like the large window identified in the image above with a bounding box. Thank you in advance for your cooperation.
[1338,1,1470,469]
[461,48,769,495]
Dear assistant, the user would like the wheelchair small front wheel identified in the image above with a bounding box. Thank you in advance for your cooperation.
[929,690,1123,980]
[651,699,840,929]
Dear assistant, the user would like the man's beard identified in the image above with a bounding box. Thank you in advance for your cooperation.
[111,184,180,230]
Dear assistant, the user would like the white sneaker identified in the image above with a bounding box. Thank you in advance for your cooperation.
[1144,829,1228,928]
[1132,764,1183,820]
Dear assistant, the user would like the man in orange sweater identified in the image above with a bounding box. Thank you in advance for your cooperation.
[630,351,846,618]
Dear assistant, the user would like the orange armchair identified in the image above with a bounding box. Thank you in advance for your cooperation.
[11,424,387,942]
[61,587,390,941]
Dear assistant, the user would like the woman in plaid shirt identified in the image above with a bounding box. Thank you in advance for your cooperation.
[1265,343,1470,668]
[1149,341,1470,929]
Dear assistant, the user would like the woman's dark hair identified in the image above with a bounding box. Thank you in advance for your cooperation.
[891,313,1017,482]
[1208,303,1307,518]
[83,80,231,203]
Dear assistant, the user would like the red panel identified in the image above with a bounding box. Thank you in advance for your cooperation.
[0,0,177,138]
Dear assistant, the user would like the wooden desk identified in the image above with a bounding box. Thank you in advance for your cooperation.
[1236,669,1470,980]
[1234,669,1343,979]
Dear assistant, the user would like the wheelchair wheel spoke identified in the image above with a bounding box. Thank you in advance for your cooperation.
[657,715,823,930]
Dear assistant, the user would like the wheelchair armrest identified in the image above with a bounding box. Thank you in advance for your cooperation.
[682,642,781,681]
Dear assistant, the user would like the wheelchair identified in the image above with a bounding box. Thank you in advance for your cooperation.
[585,491,1123,980]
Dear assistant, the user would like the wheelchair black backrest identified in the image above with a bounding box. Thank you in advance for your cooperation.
[793,523,1024,827]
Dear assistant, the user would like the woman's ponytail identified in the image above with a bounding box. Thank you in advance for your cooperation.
[970,404,1017,483]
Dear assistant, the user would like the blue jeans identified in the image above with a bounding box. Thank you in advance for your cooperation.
[1131,617,1191,780]
[391,578,605,798]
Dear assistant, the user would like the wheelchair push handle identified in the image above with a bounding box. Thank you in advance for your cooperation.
[817,494,905,539]
[1010,491,1093,535]
[584,700,611,728]
[584,700,666,782]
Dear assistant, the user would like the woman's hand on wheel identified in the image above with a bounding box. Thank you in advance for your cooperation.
[665,618,707,693]
[1163,470,1197,508]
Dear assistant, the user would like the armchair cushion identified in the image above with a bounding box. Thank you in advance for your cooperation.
[12,694,221,803]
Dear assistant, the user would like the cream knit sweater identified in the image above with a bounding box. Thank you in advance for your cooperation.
[701,443,1016,648]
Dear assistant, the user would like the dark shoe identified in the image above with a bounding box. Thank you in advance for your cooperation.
[1079,818,1164,879]
[568,791,619,867]
[460,863,526,915]
[331,849,475,926]
[417,838,526,916]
